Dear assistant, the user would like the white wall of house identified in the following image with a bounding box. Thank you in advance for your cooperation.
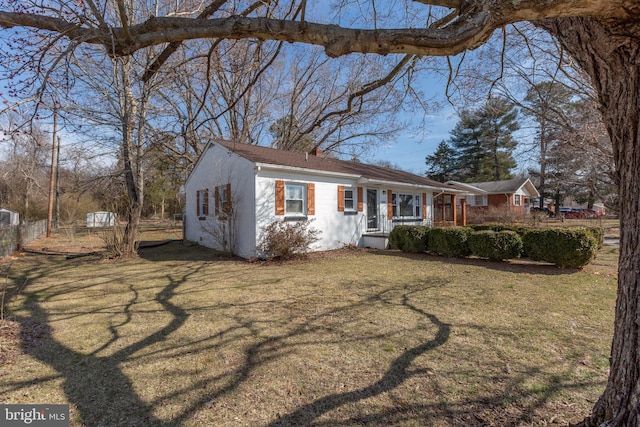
[184,143,257,258]
[255,171,437,254]
[255,169,365,253]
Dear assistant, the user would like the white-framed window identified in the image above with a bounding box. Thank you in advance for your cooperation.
[215,183,231,218]
[474,195,485,206]
[392,193,421,218]
[344,187,355,211]
[196,189,208,217]
[276,180,314,217]
[285,183,306,215]
[514,194,521,206]
[219,185,228,208]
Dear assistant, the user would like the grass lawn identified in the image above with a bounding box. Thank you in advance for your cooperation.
[0,226,617,426]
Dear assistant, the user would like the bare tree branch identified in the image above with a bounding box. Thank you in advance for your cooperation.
[142,0,274,82]
[116,0,132,42]
[302,54,415,151]
[1,1,632,59]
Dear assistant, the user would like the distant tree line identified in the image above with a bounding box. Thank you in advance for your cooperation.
[425,82,616,212]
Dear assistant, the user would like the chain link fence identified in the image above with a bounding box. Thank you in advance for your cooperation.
[0,220,48,258]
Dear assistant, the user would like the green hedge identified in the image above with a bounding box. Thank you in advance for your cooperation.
[388,225,429,252]
[523,229,598,268]
[468,223,528,237]
[427,227,472,258]
[468,230,523,261]
[389,225,603,268]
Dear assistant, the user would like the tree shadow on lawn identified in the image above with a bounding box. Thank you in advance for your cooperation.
[137,240,240,262]
[9,258,198,426]
[6,256,599,426]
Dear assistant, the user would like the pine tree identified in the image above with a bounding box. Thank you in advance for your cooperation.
[425,140,458,182]
[448,109,485,181]
[431,98,520,183]
[475,98,519,181]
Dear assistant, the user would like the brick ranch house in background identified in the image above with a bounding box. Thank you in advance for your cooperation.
[184,140,468,258]
[446,177,540,223]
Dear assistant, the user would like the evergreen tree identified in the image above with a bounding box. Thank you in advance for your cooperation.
[448,109,485,181]
[427,98,520,183]
[425,140,458,182]
[475,98,519,181]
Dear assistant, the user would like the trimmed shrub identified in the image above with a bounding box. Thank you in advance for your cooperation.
[388,225,408,250]
[523,228,598,268]
[585,227,605,250]
[389,225,429,252]
[468,223,528,237]
[468,230,523,261]
[258,219,321,260]
[427,227,472,258]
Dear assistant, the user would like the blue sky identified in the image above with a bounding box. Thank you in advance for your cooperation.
[368,69,461,176]
[370,104,458,175]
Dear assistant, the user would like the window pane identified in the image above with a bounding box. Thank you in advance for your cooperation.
[286,185,303,199]
[344,189,354,210]
[345,200,354,210]
[286,200,304,214]
[399,194,414,217]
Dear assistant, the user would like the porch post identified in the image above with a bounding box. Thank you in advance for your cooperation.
[460,198,467,226]
[452,194,457,226]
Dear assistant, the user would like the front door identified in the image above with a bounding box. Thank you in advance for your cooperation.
[367,189,378,231]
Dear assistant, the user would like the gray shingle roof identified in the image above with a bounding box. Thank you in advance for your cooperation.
[465,177,531,194]
[216,140,461,190]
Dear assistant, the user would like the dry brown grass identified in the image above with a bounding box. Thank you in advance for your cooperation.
[0,226,617,426]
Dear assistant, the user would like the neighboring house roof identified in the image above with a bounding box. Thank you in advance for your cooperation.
[448,177,540,197]
[203,140,467,192]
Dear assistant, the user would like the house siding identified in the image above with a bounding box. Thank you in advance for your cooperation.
[255,170,366,254]
[467,193,527,219]
[184,143,257,258]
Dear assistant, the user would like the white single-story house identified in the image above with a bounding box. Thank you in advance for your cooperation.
[184,140,468,258]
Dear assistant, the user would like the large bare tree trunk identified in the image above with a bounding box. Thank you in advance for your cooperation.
[539,17,640,426]
[117,57,145,257]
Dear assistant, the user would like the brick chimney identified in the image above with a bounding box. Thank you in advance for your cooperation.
[310,147,323,157]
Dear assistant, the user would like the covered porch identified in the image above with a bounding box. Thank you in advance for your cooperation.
[433,193,467,227]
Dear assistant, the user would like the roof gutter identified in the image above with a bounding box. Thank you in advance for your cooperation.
[359,179,467,194]
[254,165,467,193]
[254,163,361,180]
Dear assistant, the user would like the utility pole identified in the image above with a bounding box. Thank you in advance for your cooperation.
[47,108,57,237]
[55,136,60,225]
